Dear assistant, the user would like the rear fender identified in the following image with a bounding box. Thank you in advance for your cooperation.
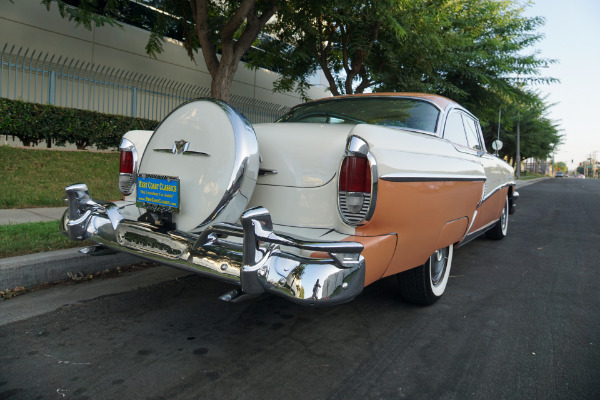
[120,130,153,202]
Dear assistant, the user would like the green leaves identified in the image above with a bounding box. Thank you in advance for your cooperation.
[253,0,556,107]
[41,0,122,30]
[0,98,158,150]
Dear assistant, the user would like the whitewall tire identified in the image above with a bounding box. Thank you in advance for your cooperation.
[397,244,454,305]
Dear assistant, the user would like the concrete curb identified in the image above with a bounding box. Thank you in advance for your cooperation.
[0,247,144,290]
[515,177,549,189]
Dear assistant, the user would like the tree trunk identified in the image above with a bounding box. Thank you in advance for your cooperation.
[209,57,239,103]
[192,0,278,103]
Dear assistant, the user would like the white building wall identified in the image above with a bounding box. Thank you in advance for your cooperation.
[0,0,328,108]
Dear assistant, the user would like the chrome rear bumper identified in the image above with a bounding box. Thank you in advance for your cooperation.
[60,184,365,305]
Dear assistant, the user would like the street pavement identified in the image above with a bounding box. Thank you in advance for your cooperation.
[1,177,598,399]
[0,177,549,290]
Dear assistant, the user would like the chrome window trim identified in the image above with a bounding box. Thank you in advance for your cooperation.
[440,106,483,142]
[443,109,469,147]
[279,96,443,135]
[461,113,484,151]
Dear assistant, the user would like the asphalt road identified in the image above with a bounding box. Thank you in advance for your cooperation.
[1,178,599,400]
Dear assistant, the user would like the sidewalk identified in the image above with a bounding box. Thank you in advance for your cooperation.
[515,176,550,189]
[0,207,67,226]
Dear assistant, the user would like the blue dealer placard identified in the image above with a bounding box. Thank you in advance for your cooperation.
[136,175,180,212]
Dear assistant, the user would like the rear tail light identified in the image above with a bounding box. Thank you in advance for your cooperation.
[339,156,371,194]
[119,151,134,174]
[118,138,138,196]
[338,136,377,226]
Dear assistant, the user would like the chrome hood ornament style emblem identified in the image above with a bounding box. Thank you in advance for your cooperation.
[153,139,209,157]
[172,139,189,154]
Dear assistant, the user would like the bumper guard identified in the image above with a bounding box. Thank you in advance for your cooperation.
[61,184,365,305]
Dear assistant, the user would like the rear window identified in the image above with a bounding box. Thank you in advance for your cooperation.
[277,97,440,133]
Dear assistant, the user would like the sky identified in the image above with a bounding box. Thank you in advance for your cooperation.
[524,0,600,169]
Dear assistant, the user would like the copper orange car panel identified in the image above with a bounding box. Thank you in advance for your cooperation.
[354,179,484,277]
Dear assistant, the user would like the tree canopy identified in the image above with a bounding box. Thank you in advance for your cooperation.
[39,0,562,161]
[468,86,561,165]
[250,0,561,161]
[253,0,554,97]
[555,162,567,173]
[42,0,280,102]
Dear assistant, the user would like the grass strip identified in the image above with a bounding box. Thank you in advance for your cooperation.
[0,146,122,208]
[0,220,92,258]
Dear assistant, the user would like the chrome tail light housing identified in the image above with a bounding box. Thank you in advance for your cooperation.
[338,136,377,226]
[118,138,138,196]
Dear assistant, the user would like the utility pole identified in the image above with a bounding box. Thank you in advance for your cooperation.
[497,107,502,141]
[516,112,521,179]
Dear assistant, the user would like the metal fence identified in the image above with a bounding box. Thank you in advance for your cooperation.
[0,44,291,124]
[523,158,549,175]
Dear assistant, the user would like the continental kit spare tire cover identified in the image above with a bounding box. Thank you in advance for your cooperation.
[136,99,259,232]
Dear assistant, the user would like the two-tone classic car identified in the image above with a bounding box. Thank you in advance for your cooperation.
[61,93,518,306]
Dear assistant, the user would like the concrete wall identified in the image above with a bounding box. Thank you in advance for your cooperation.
[0,0,328,108]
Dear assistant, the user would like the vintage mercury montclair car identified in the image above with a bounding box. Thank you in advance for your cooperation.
[61,93,518,306]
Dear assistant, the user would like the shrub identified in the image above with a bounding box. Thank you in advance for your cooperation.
[0,98,158,149]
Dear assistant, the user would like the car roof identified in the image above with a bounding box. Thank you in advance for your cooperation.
[311,92,458,111]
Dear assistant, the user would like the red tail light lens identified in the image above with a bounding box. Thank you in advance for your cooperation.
[119,150,134,174]
[339,156,371,193]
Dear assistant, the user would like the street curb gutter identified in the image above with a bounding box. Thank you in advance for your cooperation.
[515,177,549,189]
[0,248,143,290]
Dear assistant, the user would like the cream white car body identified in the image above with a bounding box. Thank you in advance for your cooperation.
[61,93,518,306]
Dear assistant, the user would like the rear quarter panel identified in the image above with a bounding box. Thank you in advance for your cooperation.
[349,124,486,275]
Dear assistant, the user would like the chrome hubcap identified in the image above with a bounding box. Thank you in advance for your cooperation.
[501,201,508,233]
[430,248,447,287]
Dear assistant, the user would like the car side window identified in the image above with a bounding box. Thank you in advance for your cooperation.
[443,111,468,147]
[463,115,482,150]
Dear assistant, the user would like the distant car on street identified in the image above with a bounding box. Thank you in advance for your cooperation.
[577,174,585,179]
[555,171,566,178]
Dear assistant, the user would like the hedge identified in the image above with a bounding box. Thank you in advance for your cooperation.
[0,98,158,149]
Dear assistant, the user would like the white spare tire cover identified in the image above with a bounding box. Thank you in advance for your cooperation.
[137,99,259,232]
